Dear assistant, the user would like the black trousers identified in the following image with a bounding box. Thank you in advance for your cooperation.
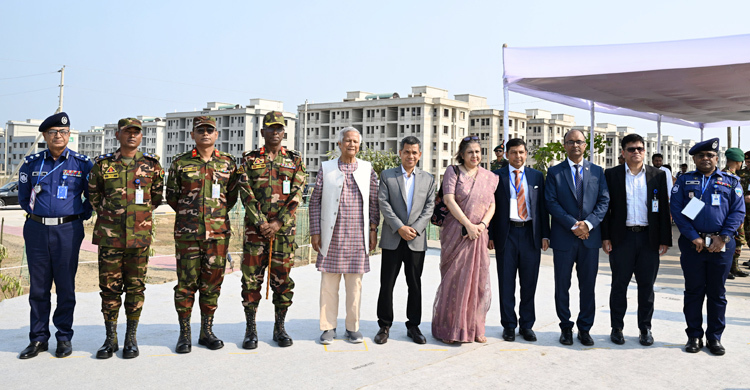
[377,239,425,328]
[608,229,660,331]
[498,224,541,330]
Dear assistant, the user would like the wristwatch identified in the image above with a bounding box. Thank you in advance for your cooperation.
[720,235,731,243]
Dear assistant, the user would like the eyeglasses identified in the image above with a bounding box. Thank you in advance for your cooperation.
[626,146,645,153]
[46,129,70,136]
[565,140,585,146]
[195,128,216,134]
[264,127,284,134]
[695,152,717,159]
[463,136,479,141]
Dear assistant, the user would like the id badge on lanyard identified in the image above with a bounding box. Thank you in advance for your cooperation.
[135,178,144,204]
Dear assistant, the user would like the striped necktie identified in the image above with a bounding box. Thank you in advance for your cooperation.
[515,169,528,220]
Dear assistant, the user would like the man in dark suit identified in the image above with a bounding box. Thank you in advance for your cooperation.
[375,136,436,345]
[545,129,610,346]
[489,138,550,342]
[602,133,672,346]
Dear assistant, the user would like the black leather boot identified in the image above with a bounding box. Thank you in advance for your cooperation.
[198,314,224,350]
[273,307,293,347]
[96,321,119,359]
[242,307,258,350]
[122,319,139,359]
[176,317,191,354]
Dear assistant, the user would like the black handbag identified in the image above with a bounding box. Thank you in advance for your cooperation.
[430,165,460,226]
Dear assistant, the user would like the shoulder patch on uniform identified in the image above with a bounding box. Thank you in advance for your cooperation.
[672,184,679,193]
[72,153,91,162]
[736,186,743,197]
[242,150,256,158]
[95,153,113,163]
[143,153,160,161]
[286,149,301,159]
[20,172,28,183]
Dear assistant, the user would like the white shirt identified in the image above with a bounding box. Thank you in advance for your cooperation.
[659,166,673,200]
[508,164,531,222]
[625,163,649,226]
[566,158,593,231]
[401,165,415,217]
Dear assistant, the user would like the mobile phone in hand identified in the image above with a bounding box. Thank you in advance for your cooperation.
[462,226,468,237]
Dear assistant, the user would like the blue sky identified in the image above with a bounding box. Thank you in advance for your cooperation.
[2,0,750,151]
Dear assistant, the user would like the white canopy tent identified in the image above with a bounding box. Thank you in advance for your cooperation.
[501,34,750,153]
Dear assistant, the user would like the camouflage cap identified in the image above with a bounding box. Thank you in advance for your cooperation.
[193,116,217,129]
[118,117,142,131]
[263,111,285,128]
[494,144,504,152]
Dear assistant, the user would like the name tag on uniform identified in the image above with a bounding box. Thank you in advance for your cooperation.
[57,185,68,199]
[212,183,221,199]
[652,199,659,212]
[712,193,721,206]
[104,173,119,179]
[135,188,144,204]
[681,197,705,220]
[283,179,291,194]
[183,166,200,172]
[251,164,266,170]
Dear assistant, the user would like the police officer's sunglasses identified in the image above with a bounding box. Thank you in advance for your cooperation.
[195,128,216,134]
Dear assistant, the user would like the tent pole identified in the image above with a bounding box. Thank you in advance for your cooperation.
[589,101,595,162]
[502,44,510,149]
[656,115,662,153]
[700,124,704,142]
[738,126,741,148]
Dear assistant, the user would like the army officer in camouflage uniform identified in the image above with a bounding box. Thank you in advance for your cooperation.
[239,111,306,349]
[89,118,164,359]
[166,116,239,353]
[725,148,750,278]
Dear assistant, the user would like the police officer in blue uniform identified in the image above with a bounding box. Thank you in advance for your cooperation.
[670,138,745,356]
[17,112,94,359]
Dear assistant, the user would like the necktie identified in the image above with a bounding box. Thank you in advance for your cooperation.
[515,170,528,220]
[574,164,583,220]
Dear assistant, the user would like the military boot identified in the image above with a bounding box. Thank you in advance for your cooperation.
[242,307,258,350]
[198,314,224,350]
[273,307,293,347]
[122,319,139,359]
[95,321,119,359]
[175,317,192,354]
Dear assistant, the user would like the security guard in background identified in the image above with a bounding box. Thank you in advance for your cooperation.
[723,148,749,279]
[89,118,164,359]
[17,112,93,359]
[670,138,745,356]
[490,144,509,171]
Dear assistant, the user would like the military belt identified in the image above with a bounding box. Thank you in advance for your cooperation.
[28,213,81,226]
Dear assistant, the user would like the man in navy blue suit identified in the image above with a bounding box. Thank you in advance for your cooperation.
[489,138,550,342]
[544,129,610,346]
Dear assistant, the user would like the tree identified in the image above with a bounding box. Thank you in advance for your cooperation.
[325,148,400,177]
[530,133,610,175]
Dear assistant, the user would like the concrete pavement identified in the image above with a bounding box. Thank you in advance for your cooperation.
[1,244,750,390]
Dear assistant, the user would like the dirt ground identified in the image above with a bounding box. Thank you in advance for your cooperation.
[0,213,317,301]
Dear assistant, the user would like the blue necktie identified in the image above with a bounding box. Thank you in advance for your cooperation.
[574,164,583,220]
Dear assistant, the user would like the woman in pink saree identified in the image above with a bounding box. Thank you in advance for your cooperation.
[432,136,498,343]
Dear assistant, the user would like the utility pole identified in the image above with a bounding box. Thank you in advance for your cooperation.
[56,66,65,114]
[303,99,308,168]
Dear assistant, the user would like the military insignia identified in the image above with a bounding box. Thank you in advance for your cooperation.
[254,158,264,165]
[280,162,297,169]
[237,165,245,174]
[63,170,82,177]
[712,140,718,149]
[182,166,200,172]
[20,172,28,183]
[736,187,743,197]
[251,164,266,170]
[32,171,48,177]
[685,180,700,185]
[160,170,165,178]
[61,116,68,125]
[103,173,119,180]
[672,184,679,193]
[105,166,117,174]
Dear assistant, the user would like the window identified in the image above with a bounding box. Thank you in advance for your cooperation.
[460,111,466,120]
[400,108,405,117]
[443,126,448,134]
[443,109,449,117]
[442,159,448,168]
[432,142,437,151]
[471,119,475,126]
[443,143,448,151]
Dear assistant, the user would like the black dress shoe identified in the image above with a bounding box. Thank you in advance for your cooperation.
[685,337,703,353]
[578,330,594,346]
[743,261,750,267]
[559,328,573,346]
[519,329,537,342]
[373,326,389,344]
[707,339,725,356]
[734,269,749,277]
[610,328,625,345]
[639,329,654,346]
[407,326,427,344]
[502,328,516,342]
[55,341,72,358]
[19,341,48,359]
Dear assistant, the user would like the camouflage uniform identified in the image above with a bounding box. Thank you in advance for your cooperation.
[89,148,164,321]
[239,146,306,310]
[167,147,239,319]
[490,158,509,171]
[723,167,747,273]
[738,166,750,246]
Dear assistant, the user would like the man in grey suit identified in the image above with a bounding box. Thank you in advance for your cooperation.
[375,136,436,345]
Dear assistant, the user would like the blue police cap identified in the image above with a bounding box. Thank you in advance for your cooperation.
[688,137,719,155]
[39,112,70,132]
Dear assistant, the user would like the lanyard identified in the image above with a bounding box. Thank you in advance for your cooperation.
[700,174,712,200]
[35,151,66,186]
[511,169,525,195]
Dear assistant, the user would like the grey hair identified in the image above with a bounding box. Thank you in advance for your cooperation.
[338,126,362,143]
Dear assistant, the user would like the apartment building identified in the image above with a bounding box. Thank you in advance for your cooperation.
[164,99,296,166]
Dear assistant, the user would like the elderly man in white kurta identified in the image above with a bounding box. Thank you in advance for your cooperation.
[310,127,380,344]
